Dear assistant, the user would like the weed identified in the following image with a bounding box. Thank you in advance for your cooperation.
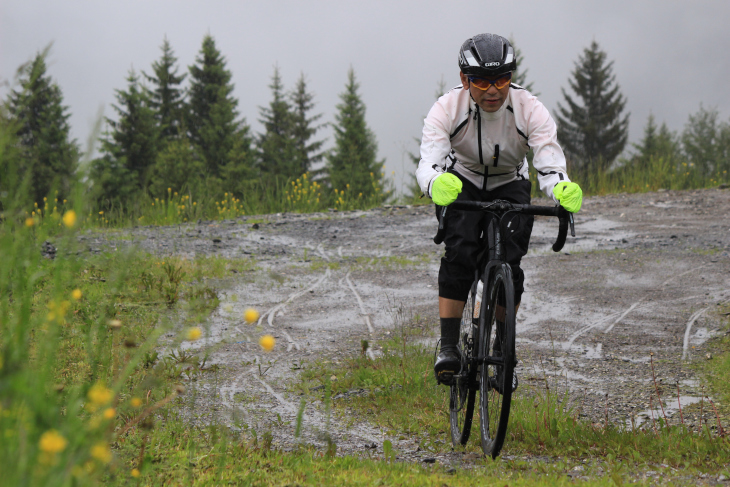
[143,351,159,368]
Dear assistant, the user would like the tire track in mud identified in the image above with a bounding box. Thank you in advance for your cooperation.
[253,268,332,352]
[113,192,729,461]
[561,263,715,353]
[343,272,376,360]
[217,234,410,451]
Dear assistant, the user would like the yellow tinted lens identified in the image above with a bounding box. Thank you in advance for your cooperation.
[470,78,492,90]
[469,75,511,90]
[494,77,511,89]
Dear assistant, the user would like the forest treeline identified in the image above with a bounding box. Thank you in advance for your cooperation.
[1,36,729,225]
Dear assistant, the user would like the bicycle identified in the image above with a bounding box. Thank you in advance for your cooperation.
[433,199,575,458]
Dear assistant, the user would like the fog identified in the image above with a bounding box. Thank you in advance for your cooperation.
[2,0,728,194]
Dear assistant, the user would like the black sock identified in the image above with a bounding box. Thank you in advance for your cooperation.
[440,317,461,351]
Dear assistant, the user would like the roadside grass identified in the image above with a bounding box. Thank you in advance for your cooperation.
[298,332,730,473]
[352,253,433,271]
[0,207,259,485]
[110,414,633,486]
[529,155,729,198]
[698,301,730,425]
[23,172,394,230]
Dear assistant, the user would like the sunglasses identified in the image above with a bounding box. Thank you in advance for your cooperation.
[467,73,512,90]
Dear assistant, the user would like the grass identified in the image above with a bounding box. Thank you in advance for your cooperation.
[529,155,730,198]
[698,301,730,422]
[352,253,433,271]
[0,203,261,486]
[298,328,730,474]
[111,416,634,486]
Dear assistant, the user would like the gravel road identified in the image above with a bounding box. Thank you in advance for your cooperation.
[83,187,730,471]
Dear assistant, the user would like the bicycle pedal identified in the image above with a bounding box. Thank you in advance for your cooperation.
[436,370,456,386]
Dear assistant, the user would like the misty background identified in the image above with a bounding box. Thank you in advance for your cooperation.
[2,0,728,194]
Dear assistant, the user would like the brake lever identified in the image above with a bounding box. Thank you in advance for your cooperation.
[569,213,575,237]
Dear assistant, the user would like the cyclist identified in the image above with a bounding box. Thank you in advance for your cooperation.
[416,33,582,387]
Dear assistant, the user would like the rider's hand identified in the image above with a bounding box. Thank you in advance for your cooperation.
[552,182,582,213]
[431,173,462,206]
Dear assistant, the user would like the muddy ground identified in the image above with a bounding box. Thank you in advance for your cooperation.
[85,188,730,479]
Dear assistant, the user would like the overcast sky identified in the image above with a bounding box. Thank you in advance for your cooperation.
[2,0,729,194]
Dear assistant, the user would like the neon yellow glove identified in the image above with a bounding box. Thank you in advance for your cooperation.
[431,173,463,206]
[552,182,582,213]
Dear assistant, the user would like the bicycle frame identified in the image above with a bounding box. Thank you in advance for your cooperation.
[438,199,575,457]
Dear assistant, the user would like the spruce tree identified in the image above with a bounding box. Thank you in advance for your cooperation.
[187,35,245,179]
[6,50,78,205]
[290,73,325,176]
[681,105,730,179]
[630,114,679,168]
[92,69,159,207]
[144,36,186,141]
[256,66,298,180]
[148,135,204,197]
[556,41,629,172]
[326,68,385,200]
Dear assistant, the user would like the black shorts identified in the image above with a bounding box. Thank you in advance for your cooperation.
[437,176,534,304]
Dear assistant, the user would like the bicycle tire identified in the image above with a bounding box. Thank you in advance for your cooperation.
[449,279,479,446]
[479,264,515,458]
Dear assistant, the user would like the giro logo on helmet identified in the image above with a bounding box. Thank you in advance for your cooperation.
[483,62,500,67]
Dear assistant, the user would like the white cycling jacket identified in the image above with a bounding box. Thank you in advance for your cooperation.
[416,84,570,203]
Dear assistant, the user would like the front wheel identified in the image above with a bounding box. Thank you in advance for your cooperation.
[479,264,516,458]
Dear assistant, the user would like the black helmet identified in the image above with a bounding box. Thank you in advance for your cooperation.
[458,33,516,77]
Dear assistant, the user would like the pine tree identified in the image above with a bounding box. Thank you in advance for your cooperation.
[326,68,385,201]
[556,41,629,172]
[290,73,325,176]
[630,114,679,168]
[187,35,246,179]
[144,36,186,141]
[509,37,537,94]
[0,100,25,212]
[92,69,159,207]
[147,135,204,197]
[6,49,78,205]
[681,105,730,179]
[256,66,298,180]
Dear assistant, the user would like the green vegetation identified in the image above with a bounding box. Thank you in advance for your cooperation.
[326,68,390,206]
[0,154,258,484]
[557,40,629,173]
[300,333,730,473]
[3,46,79,207]
[699,301,730,423]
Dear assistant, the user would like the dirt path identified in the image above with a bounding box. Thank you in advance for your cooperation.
[93,188,730,464]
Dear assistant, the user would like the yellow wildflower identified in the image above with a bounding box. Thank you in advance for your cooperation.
[244,308,259,323]
[131,469,140,478]
[90,442,112,463]
[62,210,77,228]
[39,430,67,453]
[130,397,143,408]
[87,384,113,409]
[187,327,202,341]
[71,289,82,300]
[259,335,275,352]
[103,408,115,420]
[25,218,35,227]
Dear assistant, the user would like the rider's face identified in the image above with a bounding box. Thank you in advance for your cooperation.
[460,71,510,113]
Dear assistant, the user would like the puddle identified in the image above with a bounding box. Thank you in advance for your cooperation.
[527,215,634,255]
[630,395,704,428]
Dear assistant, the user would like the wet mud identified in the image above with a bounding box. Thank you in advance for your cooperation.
[85,188,730,473]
